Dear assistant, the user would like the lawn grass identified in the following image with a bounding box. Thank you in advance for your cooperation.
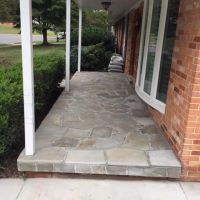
[0,24,56,36]
[0,25,20,34]
[0,44,65,68]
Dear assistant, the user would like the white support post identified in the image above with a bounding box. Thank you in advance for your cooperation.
[78,8,82,72]
[66,0,71,91]
[20,0,35,156]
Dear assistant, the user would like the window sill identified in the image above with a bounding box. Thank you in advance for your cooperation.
[135,85,166,114]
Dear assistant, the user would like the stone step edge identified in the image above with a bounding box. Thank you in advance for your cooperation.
[18,162,181,179]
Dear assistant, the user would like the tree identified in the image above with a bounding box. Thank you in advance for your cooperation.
[53,0,79,33]
[14,0,79,45]
[31,0,66,45]
[0,0,18,23]
[83,10,109,30]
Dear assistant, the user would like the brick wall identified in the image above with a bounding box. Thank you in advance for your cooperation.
[115,0,200,180]
[149,0,200,181]
[115,18,125,54]
[124,4,143,84]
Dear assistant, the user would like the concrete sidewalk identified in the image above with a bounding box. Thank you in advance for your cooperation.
[0,178,200,200]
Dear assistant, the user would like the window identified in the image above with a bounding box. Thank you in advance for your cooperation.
[136,0,180,113]
[144,0,162,95]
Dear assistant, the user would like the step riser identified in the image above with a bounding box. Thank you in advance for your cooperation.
[18,163,181,179]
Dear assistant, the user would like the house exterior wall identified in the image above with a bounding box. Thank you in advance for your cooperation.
[124,4,143,83]
[115,18,125,55]
[115,0,200,181]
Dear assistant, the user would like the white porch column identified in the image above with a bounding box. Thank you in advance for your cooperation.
[78,8,82,72]
[20,0,35,155]
[65,0,71,91]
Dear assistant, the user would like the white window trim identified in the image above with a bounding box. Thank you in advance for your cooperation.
[136,0,148,87]
[151,0,169,99]
[122,15,128,59]
[136,0,169,114]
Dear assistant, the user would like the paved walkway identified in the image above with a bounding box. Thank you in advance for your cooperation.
[1,178,200,200]
[0,34,56,44]
[18,72,180,178]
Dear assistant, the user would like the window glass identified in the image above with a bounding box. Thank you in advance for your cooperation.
[138,1,149,86]
[144,0,162,95]
[156,0,180,102]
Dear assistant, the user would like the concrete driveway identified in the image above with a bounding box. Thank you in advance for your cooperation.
[0,34,56,45]
[0,178,200,200]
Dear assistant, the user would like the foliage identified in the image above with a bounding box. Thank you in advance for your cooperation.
[81,43,112,71]
[70,22,115,73]
[0,0,18,23]
[32,0,66,44]
[71,26,115,51]
[0,65,23,156]
[0,44,65,69]
[34,52,65,111]
[0,52,65,158]
[70,43,112,73]
[14,0,66,45]
[83,10,109,30]
[51,0,79,33]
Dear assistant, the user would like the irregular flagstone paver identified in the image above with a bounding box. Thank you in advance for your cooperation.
[65,150,106,165]
[91,127,112,138]
[18,72,181,178]
[123,133,150,150]
[132,117,155,126]
[36,125,68,136]
[149,134,171,150]
[53,163,75,173]
[18,147,67,164]
[106,166,128,175]
[75,164,92,174]
[91,165,107,174]
[62,110,80,122]
[95,138,122,149]
[148,150,181,167]
[106,148,149,167]
[77,138,96,150]
[128,167,168,177]
[141,124,161,134]
[131,109,150,118]
[65,128,91,138]
[52,137,79,148]
[42,111,63,126]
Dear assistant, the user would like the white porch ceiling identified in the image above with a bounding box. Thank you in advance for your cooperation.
[73,0,141,24]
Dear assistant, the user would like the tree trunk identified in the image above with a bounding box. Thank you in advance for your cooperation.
[42,28,48,45]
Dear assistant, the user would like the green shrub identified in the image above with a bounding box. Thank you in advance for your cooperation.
[70,27,114,73]
[0,65,23,156]
[70,43,112,73]
[71,26,115,52]
[34,52,65,112]
[0,52,65,158]
[81,43,112,71]
[70,45,78,73]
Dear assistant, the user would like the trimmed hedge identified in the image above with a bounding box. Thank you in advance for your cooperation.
[0,52,65,158]
[70,27,115,73]
[71,43,113,73]
[71,27,115,52]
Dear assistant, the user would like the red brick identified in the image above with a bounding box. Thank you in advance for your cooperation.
[115,0,200,181]
[194,37,200,43]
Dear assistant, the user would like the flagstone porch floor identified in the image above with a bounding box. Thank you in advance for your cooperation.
[18,72,181,178]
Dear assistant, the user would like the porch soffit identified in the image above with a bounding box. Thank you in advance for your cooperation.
[73,0,141,24]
